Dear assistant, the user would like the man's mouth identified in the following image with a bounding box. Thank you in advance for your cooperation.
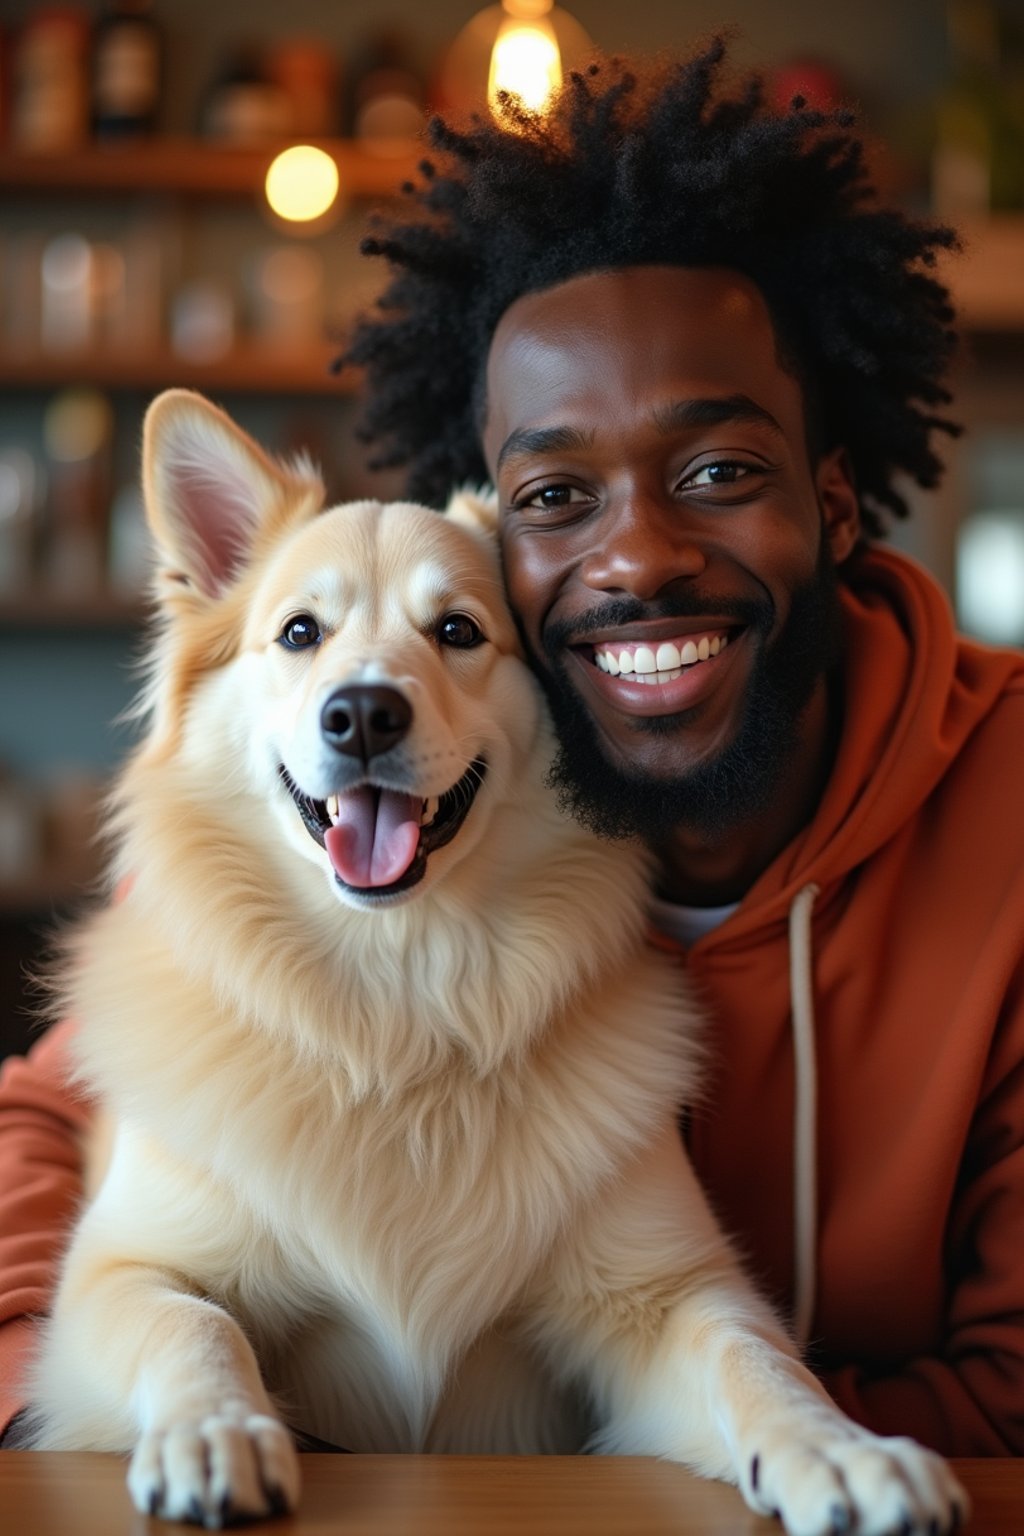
[590,629,733,685]
[280,758,488,898]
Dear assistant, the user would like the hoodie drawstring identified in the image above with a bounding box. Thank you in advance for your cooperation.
[788,882,820,1348]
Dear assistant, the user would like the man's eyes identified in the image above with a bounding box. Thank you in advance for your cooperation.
[507,458,767,523]
[513,483,589,511]
[677,459,757,490]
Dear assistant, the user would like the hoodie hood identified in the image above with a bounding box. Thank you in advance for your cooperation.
[714,544,1024,942]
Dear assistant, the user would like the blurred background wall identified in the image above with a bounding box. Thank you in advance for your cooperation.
[0,0,1022,1052]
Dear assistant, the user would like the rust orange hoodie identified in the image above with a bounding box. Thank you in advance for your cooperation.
[1,545,1023,1453]
[679,544,1024,1454]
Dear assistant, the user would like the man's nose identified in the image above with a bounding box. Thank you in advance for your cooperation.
[578,498,707,598]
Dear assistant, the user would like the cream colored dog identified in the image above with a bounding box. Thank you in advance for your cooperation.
[27,391,966,1534]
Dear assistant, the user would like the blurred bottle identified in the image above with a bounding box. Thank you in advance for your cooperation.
[768,56,849,114]
[0,447,43,594]
[41,387,115,597]
[249,245,325,353]
[121,223,167,349]
[344,30,424,153]
[91,0,163,139]
[40,233,95,352]
[108,481,150,596]
[932,0,1024,215]
[266,37,340,138]
[46,769,105,894]
[0,26,9,144]
[0,763,44,892]
[170,279,234,362]
[10,6,90,151]
[2,232,45,349]
[200,43,290,143]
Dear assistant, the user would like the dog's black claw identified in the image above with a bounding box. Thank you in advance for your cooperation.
[218,1492,243,1526]
[830,1504,853,1535]
[750,1454,760,1493]
[265,1484,289,1517]
[898,1514,915,1536]
[215,1494,269,1529]
[148,1488,162,1517]
[188,1494,207,1524]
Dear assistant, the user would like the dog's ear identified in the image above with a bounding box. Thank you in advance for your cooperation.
[445,486,499,537]
[142,389,322,598]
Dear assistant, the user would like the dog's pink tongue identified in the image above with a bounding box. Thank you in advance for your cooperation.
[324,787,421,888]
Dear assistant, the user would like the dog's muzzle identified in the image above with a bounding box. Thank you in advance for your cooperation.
[280,747,489,901]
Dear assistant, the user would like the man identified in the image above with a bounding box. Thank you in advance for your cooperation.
[2,41,1023,1453]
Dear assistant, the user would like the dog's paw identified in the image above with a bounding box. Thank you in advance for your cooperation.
[127,1409,300,1527]
[738,1423,968,1536]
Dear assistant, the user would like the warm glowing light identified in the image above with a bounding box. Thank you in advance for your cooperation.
[488,17,562,113]
[438,1,589,125]
[264,145,340,224]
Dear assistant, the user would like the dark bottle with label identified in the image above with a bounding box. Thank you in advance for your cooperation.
[91,0,163,138]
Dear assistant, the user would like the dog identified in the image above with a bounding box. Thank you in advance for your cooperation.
[25,390,965,1534]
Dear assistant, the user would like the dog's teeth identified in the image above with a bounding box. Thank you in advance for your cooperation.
[422,797,439,826]
[326,794,340,823]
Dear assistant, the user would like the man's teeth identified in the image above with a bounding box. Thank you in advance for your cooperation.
[594,633,728,681]
[322,793,437,825]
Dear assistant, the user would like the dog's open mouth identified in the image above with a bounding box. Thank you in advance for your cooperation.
[280,758,488,897]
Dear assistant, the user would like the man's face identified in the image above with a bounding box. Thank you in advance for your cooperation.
[481,266,859,842]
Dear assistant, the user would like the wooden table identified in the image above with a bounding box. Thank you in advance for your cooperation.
[0,1454,1019,1535]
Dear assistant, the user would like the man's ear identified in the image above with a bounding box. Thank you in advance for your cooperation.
[142,389,322,598]
[816,447,861,565]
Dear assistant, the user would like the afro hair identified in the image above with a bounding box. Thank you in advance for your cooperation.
[343,37,960,538]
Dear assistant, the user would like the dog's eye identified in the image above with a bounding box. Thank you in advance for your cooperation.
[279,614,322,650]
[437,613,484,649]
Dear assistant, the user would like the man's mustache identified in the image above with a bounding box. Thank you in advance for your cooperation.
[542,593,775,655]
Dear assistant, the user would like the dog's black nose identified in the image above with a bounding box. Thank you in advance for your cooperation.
[320,685,413,762]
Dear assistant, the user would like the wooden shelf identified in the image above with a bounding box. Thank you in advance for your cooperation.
[3,142,1021,331]
[0,866,98,917]
[0,592,146,630]
[0,137,420,200]
[945,216,1024,331]
[0,343,359,395]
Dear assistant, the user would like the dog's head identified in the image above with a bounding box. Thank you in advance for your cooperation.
[137,390,542,910]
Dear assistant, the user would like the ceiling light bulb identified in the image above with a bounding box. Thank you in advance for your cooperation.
[488,15,562,113]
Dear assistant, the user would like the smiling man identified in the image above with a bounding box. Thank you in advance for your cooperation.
[484,266,856,888]
[2,41,1024,1458]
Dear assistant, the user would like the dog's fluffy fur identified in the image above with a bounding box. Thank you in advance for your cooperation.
[27,392,964,1534]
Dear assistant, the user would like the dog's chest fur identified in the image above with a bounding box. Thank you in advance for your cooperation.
[73,862,694,1451]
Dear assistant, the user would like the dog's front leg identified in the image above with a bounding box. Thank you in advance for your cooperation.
[125,1277,299,1524]
[30,1131,301,1527]
[37,1254,301,1525]
[36,1256,300,1526]
[538,1122,967,1536]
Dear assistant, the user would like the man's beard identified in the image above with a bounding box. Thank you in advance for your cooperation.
[526,539,843,844]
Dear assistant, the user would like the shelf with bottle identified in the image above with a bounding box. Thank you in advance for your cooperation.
[0,136,420,200]
[0,590,146,631]
[942,214,1024,330]
[0,763,107,918]
[0,342,360,395]
[0,840,107,918]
